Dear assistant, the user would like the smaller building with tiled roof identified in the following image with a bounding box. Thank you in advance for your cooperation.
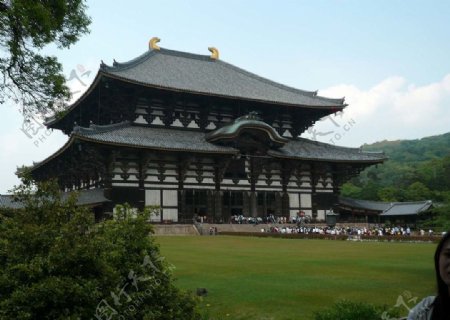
[338,197,433,224]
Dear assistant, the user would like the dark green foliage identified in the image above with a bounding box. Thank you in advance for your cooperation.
[362,133,450,163]
[0,0,91,116]
[341,133,450,203]
[314,300,399,320]
[421,202,450,230]
[340,133,450,230]
[0,178,201,319]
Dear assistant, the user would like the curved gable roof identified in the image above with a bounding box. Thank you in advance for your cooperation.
[100,48,345,108]
[206,114,289,148]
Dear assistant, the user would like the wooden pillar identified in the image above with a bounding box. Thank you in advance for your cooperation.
[311,164,318,219]
[178,156,190,222]
[102,150,115,218]
[213,159,225,222]
[137,153,149,212]
[214,191,223,223]
[178,190,187,223]
[281,161,293,218]
[249,157,258,217]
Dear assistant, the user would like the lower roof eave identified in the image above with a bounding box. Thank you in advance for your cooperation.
[267,153,386,164]
[75,135,240,155]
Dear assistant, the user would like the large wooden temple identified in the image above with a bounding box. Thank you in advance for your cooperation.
[30,38,385,223]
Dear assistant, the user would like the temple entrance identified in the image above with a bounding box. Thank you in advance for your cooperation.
[180,189,208,222]
[257,191,278,218]
[222,191,244,222]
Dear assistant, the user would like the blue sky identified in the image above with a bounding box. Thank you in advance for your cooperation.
[1,0,450,193]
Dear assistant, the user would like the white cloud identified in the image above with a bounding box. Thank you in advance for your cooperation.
[303,74,450,147]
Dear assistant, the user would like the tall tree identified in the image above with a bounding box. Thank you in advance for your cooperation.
[0,0,91,117]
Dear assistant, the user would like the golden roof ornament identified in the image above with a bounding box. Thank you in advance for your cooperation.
[208,47,219,60]
[149,37,161,50]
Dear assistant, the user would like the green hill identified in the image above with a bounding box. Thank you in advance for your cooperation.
[341,132,450,202]
[362,132,450,163]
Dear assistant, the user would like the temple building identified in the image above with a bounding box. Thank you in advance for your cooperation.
[30,38,386,223]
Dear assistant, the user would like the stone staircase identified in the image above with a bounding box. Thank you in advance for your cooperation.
[197,223,266,234]
[152,224,200,236]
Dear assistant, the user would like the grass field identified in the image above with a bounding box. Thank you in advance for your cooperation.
[156,235,436,320]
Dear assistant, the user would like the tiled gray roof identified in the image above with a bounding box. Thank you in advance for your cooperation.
[339,197,433,216]
[0,195,23,209]
[71,122,385,163]
[380,201,433,216]
[270,138,386,162]
[206,115,289,148]
[0,189,110,209]
[64,189,111,206]
[339,197,391,211]
[74,122,238,154]
[100,48,345,108]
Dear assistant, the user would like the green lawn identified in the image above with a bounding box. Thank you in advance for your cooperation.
[156,236,435,320]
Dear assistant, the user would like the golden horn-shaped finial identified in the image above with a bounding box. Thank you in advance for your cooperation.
[149,37,161,50]
[208,47,219,60]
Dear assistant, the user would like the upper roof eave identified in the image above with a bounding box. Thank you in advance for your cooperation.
[102,72,346,110]
[100,47,346,107]
[45,70,345,131]
[45,71,104,128]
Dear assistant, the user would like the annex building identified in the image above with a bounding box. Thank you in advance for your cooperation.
[29,38,386,223]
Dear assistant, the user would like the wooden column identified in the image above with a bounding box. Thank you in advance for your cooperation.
[249,157,257,217]
[213,158,229,222]
[178,156,190,222]
[311,163,318,219]
[281,161,294,218]
[137,153,150,211]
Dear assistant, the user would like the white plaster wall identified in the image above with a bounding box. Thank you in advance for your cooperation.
[146,168,159,175]
[163,209,178,222]
[202,178,214,184]
[163,190,178,206]
[289,210,296,218]
[300,193,312,208]
[151,117,164,125]
[171,119,183,127]
[317,210,325,221]
[289,193,299,208]
[164,176,178,183]
[145,190,161,206]
[112,182,138,187]
[134,115,147,124]
[187,121,199,128]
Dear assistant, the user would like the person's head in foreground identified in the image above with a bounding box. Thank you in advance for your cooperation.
[433,230,450,319]
[408,231,450,320]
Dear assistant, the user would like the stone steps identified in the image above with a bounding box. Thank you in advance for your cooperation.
[152,224,200,236]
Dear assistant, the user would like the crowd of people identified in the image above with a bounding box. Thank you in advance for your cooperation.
[260,225,423,236]
[230,214,310,225]
[197,214,438,237]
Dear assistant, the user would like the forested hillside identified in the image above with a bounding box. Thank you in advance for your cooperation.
[340,132,450,203]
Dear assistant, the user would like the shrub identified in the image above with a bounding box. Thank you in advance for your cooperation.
[0,178,201,319]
